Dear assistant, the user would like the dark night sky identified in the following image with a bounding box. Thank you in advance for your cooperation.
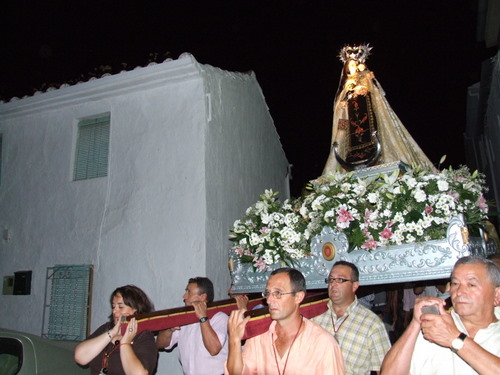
[1,1,493,196]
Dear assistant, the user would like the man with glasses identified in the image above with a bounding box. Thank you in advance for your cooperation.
[312,261,391,375]
[225,267,344,375]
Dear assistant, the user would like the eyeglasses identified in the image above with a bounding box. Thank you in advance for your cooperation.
[325,277,355,284]
[262,291,296,299]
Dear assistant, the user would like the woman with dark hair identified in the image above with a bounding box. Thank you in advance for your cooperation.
[74,285,157,375]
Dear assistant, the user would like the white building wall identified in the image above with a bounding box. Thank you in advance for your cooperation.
[202,64,289,298]
[0,54,289,374]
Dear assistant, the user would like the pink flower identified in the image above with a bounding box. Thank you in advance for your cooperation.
[425,205,433,214]
[477,196,488,211]
[260,226,269,234]
[336,208,355,230]
[235,247,244,256]
[337,208,354,224]
[380,227,393,239]
[254,259,267,272]
[361,238,378,250]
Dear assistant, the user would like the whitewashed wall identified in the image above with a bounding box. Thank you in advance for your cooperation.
[202,63,290,295]
[0,54,288,374]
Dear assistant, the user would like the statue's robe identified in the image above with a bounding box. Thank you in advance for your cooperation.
[323,68,433,174]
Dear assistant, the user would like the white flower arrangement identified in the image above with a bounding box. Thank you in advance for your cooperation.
[229,165,490,271]
[229,190,309,272]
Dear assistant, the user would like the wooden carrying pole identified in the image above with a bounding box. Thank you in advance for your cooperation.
[123,292,329,340]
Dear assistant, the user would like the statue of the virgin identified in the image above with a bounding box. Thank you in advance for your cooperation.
[322,44,433,174]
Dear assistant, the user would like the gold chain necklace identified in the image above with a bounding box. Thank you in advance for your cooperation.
[272,316,303,375]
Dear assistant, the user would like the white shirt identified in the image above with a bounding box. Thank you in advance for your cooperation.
[410,309,500,374]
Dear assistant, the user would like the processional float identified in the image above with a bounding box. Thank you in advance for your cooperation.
[228,44,496,294]
[126,45,496,337]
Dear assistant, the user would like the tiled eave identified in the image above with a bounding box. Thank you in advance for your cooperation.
[0,53,203,119]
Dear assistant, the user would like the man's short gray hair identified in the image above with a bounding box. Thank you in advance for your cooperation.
[453,256,500,287]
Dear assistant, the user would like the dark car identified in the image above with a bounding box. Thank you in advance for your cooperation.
[0,328,89,375]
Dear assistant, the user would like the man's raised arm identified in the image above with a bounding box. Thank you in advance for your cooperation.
[226,309,250,375]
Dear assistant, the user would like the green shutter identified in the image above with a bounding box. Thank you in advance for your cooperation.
[74,116,110,180]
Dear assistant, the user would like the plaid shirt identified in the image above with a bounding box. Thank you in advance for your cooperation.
[311,297,391,375]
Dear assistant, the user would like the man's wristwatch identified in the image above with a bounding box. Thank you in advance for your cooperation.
[199,316,208,323]
[450,332,467,353]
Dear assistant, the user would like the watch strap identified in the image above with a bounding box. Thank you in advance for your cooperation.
[199,316,208,323]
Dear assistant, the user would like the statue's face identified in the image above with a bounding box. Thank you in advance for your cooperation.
[347,60,358,75]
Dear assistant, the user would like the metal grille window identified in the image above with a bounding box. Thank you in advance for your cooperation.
[73,116,110,180]
[42,265,93,341]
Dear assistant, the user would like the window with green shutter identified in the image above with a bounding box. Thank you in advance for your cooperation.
[73,115,110,180]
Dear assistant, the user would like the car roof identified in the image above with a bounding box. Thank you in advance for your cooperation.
[0,328,88,374]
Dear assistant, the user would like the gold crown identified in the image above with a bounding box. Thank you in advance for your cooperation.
[339,44,372,63]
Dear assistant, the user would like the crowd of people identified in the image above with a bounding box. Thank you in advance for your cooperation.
[74,254,500,375]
